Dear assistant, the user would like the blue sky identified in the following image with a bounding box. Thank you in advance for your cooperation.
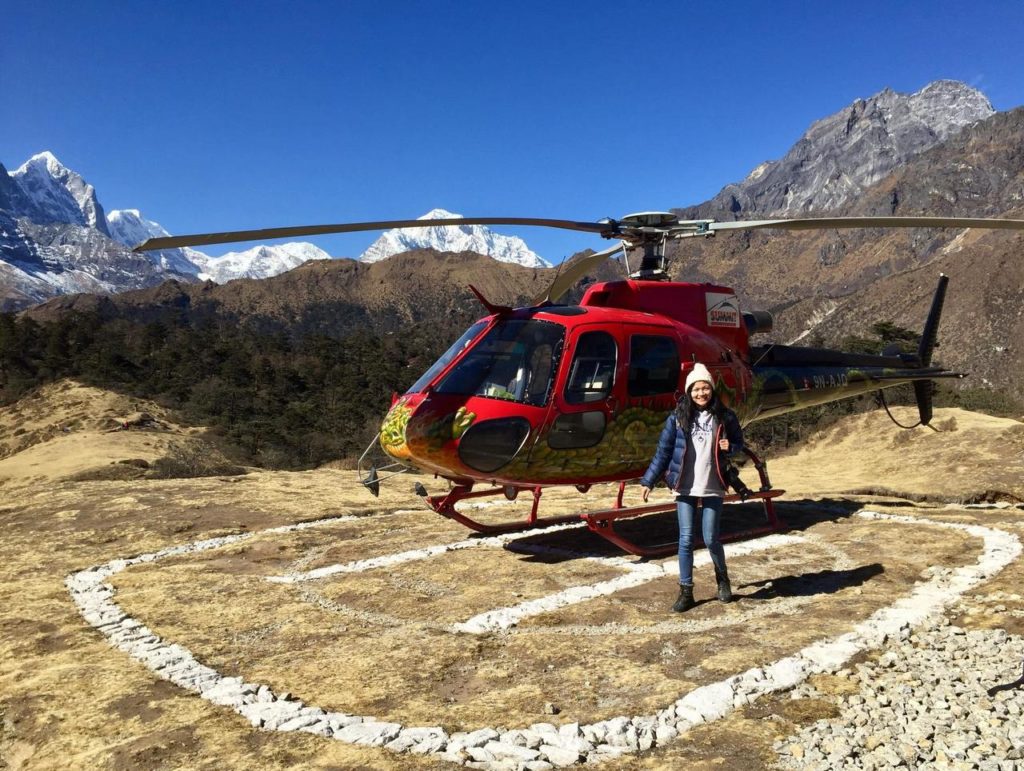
[4,1,1024,262]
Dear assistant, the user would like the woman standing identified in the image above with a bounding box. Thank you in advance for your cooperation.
[640,363,745,612]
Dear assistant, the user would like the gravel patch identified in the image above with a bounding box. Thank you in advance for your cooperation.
[775,601,1024,769]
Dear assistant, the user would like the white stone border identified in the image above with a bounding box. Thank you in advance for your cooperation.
[66,510,1021,768]
[266,521,584,583]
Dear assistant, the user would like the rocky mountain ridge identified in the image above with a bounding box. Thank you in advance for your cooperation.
[663,102,1024,393]
[689,80,994,218]
[11,151,111,234]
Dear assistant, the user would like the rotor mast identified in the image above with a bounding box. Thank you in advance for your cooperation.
[618,212,704,281]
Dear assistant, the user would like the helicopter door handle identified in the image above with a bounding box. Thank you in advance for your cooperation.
[606,395,620,417]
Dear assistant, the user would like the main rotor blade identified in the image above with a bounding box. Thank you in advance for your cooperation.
[707,216,1024,233]
[133,217,612,252]
[533,241,625,306]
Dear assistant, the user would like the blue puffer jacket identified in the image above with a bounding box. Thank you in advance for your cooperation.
[640,408,744,492]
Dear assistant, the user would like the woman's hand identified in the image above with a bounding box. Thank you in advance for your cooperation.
[641,485,651,502]
[719,438,730,452]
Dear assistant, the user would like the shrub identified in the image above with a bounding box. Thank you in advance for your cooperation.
[148,442,246,479]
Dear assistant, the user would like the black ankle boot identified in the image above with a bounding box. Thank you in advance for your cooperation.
[672,584,695,612]
[715,567,733,603]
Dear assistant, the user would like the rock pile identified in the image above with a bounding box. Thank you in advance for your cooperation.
[775,603,1024,768]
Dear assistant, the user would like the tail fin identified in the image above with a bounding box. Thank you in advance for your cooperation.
[913,274,949,426]
[918,274,948,368]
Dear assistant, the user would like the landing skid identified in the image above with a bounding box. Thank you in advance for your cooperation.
[426,484,579,534]
[581,489,785,558]
[583,447,785,556]
[425,448,785,552]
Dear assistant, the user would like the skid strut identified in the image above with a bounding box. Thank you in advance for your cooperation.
[581,447,785,557]
[426,484,579,534]
[426,448,783,552]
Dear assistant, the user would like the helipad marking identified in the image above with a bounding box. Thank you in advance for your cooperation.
[291,532,839,636]
[65,510,1021,767]
[269,521,806,634]
[267,520,585,583]
[508,532,860,637]
[455,533,806,633]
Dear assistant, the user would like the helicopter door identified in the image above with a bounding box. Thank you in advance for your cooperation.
[543,327,621,453]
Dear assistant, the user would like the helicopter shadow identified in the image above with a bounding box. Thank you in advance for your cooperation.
[495,496,898,609]
[502,496,873,564]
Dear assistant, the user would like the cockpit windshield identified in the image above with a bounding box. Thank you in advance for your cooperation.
[434,319,565,406]
[406,320,488,394]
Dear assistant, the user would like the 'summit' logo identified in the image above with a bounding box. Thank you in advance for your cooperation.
[706,292,740,328]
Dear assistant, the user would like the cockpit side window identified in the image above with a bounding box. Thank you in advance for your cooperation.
[564,331,617,404]
[406,320,488,394]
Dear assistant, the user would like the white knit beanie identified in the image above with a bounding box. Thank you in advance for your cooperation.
[684,362,714,394]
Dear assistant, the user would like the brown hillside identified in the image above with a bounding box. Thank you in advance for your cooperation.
[769,406,1024,502]
[22,248,624,334]
[668,108,1024,397]
[0,380,240,485]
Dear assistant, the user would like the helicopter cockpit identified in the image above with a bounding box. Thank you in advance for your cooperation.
[423,318,565,407]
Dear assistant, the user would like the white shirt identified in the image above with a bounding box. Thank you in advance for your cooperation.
[679,410,724,497]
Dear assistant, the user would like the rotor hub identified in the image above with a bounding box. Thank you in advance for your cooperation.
[618,211,679,229]
[618,212,675,280]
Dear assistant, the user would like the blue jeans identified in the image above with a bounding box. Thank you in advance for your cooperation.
[677,495,727,586]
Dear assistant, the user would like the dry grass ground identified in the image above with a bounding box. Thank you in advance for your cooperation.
[1,382,1022,769]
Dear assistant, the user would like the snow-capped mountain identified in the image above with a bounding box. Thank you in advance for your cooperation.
[0,152,185,310]
[0,149,338,309]
[105,209,331,283]
[359,208,551,268]
[12,151,111,235]
[107,209,204,276]
[1,154,552,310]
[188,242,331,283]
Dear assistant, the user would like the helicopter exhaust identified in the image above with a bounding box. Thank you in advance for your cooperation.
[743,310,774,336]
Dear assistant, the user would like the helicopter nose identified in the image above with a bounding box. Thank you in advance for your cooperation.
[455,417,531,473]
[378,399,414,462]
[379,394,463,470]
[378,396,534,478]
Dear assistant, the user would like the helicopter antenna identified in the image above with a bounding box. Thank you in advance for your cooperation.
[545,254,567,304]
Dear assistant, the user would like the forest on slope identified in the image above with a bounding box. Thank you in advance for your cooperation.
[2,301,1018,471]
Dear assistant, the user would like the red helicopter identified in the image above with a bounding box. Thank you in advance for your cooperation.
[137,211,1024,555]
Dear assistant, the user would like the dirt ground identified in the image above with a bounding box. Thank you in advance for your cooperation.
[1,382,1023,769]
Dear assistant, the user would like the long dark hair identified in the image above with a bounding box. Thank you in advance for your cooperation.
[675,386,727,433]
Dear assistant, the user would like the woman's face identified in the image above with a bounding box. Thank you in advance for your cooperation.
[689,381,713,408]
